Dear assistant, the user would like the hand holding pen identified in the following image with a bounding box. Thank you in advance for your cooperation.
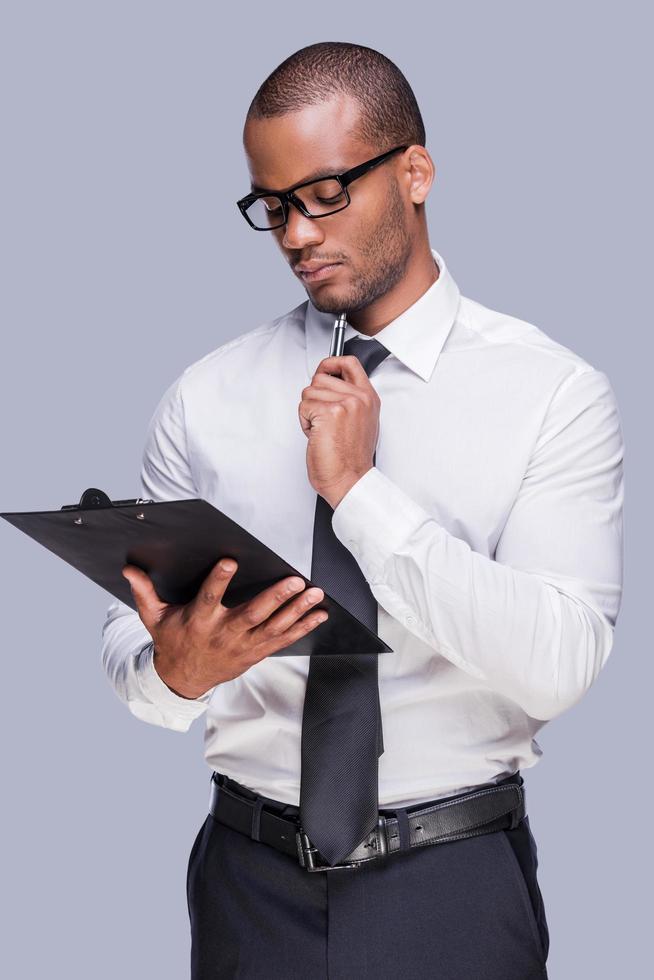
[299,311,382,509]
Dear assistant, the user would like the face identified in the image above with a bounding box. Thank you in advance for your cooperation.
[242,94,420,315]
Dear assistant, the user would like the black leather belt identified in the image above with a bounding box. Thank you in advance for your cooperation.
[208,771,526,872]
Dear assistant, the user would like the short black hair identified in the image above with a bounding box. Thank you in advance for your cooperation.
[245,41,426,153]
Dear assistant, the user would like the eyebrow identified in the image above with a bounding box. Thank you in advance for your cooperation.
[250,163,348,195]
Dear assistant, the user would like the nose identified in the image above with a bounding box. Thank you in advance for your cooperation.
[282,201,325,251]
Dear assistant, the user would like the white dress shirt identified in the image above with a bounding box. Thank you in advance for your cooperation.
[101,247,624,808]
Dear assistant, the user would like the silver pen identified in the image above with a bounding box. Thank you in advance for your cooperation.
[329,312,347,357]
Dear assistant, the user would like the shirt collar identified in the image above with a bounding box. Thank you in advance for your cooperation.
[304,247,460,383]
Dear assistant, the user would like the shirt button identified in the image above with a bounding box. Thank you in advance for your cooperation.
[405,615,416,627]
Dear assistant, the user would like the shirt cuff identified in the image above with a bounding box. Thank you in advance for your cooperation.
[134,641,217,719]
[331,465,429,581]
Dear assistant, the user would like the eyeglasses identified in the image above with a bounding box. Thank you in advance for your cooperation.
[236,144,408,231]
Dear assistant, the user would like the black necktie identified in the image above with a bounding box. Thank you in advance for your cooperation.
[299,333,391,866]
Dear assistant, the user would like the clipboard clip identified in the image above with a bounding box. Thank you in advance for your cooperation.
[60,488,154,511]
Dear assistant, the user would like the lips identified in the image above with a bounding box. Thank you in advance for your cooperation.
[295,261,343,283]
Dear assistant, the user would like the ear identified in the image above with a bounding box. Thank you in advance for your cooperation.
[402,145,435,205]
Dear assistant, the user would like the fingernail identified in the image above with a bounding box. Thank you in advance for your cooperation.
[220,560,236,572]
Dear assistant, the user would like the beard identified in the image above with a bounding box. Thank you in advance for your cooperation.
[307,177,414,316]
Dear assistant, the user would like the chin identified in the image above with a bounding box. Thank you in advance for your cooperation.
[307,288,351,315]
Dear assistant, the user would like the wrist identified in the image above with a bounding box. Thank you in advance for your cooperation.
[323,467,372,510]
[152,645,209,700]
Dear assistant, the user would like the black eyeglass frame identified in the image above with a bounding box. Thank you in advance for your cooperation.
[236,144,409,231]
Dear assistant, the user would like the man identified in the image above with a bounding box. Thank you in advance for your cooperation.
[102,41,624,979]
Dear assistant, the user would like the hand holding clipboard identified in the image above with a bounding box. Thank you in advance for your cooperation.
[1,313,392,698]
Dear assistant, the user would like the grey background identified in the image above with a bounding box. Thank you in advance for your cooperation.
[0,2,649,977]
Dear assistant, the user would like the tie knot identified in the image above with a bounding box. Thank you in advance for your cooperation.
[342,334,391,378]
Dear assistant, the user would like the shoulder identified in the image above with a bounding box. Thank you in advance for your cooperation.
[144,301,308,425]
[178,300,308,388]
[456,293,596,376]
[451,293,622,438]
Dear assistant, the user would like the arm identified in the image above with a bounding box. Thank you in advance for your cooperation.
[331,367,624,721]
[101,374,217,732]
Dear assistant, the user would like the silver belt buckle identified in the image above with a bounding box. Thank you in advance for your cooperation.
[296,816,388,872]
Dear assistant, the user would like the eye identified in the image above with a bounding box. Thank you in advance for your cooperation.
[303,178,346,210]
[317,192,346,205]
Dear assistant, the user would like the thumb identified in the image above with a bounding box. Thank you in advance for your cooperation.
[122,564,166,631]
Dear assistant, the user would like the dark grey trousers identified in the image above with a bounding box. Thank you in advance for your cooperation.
[186,772,550,979]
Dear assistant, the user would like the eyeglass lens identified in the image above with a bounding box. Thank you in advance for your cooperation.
[246,177,347,229]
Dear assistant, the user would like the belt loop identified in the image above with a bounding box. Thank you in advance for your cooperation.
[396,808,411,852]
[210,772,220,807]
[251,797,264,842]
[508,785,525,829]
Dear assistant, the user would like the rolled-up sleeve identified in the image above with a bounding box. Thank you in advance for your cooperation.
[331,367,624,722]
[101,374,217,731]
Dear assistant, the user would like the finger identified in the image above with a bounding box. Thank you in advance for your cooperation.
[298,395,338,436]
[188,558,239,622]
[301,387,353,402]
[306,374,367,400]
[298,390,363,436]
[248,598,329,663]
[228,575,309,634]
[314,354,370,386]
[255,586,326,641]
[251,607,329,664]
[122,565,167,632]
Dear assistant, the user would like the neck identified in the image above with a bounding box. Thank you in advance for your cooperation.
[347,242,439,335]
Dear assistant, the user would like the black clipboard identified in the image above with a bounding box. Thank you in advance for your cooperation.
[0,487,393,657]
